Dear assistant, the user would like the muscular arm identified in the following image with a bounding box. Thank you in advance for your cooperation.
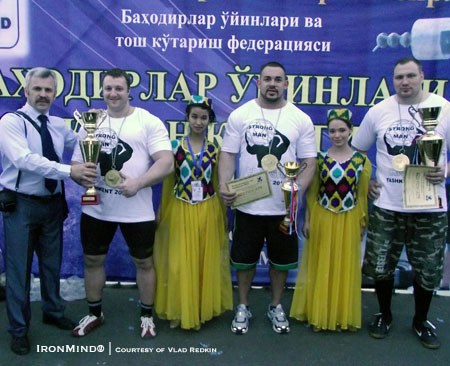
[118,150,174,197]
[218,151,238,206]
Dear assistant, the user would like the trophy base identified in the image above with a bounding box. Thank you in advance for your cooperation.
[278,218,296,235]
[81,194,100,205]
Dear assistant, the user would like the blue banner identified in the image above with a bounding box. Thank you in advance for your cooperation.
[1,0,449,283]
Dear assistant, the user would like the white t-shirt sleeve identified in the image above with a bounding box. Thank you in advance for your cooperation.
[352,111,377,152]
[221,110,242,154]
[147,117,171,156]
[296,115,317,159]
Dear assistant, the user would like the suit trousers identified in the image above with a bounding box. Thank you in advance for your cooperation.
[3,193,65,337]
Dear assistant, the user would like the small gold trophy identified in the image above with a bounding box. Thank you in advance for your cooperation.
[75,111,102,205]
[417,106,443,167]
[277,161,306,235]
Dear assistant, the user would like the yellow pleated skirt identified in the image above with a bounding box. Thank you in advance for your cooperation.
[154,194,233,330]
[290,204,362,331]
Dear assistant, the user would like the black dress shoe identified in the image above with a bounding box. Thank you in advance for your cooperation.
[43,314,76,330]
[11,336,30,355]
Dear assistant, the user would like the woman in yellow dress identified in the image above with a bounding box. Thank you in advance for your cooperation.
[154,95,232,330]
[290,109,371,331]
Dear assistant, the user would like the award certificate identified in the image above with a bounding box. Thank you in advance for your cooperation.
[227,171,272,209]
[403,165,439,209]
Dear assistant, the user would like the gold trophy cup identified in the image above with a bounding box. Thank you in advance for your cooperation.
[417,106,443,167]
[277,161,306,235]
[77,111,102,205]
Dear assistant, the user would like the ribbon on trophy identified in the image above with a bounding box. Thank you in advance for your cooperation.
[277,161,307,235]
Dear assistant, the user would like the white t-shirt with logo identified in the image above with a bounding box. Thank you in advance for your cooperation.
[72,107,171,222]
[352,93,450,213]
[221,99,317,215]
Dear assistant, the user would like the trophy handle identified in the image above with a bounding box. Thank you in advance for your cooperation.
[407,105,422,128]
[276,162,286,177]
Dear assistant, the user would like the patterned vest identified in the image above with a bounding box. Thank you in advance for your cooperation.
[317,150,366,213]
[172,138,218,204]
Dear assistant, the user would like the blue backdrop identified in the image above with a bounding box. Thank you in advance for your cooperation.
[0,0,449,284]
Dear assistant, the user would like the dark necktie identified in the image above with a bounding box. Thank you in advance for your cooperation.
[38,114,59,193]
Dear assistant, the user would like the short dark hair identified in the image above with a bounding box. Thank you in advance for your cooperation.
[186,103,215,122]
[101,68,131,90]
[394,57,422,73]
[260,61,287,79]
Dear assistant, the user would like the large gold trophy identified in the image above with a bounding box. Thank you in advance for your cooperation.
[403,106,443,209]
[417,106,443,167]
[277,161,306,235]
[74,111,102,205]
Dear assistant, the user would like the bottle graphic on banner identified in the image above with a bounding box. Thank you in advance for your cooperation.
[372,17,450,60]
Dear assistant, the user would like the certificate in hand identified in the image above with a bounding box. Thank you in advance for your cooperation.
[402,165,439,210]
[226,171,272,209]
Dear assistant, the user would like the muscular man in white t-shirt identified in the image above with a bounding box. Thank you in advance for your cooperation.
[352,57,450,349]
[71,68,173,339]
[219,62,316,335]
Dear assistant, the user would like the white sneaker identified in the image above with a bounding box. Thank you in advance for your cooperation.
[141,316,156,338]
[72,313,104,337]
[267,304,290,333]
[231,304,252,334]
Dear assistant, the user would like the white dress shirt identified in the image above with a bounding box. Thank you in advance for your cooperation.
[0,103,76,195]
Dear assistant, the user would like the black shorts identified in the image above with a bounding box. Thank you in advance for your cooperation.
[80,213,156,259]
[230,210,298,271]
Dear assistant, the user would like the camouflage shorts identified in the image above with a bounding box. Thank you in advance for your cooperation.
[363,206,447,290]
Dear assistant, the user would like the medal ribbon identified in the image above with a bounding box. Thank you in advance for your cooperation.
[289,181,295,235]
[186,137,206,179]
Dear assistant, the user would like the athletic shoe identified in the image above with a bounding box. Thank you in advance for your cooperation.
[369,313,391,339]
[267,304,290,334]
[413,320,440,349]
[72,314,104,337]
[141,316,156,338]
[231,304,252,334]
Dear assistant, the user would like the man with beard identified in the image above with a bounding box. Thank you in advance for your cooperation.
[219,62,316,334]
[0,67,97,355]
[71,68,173,339]
[352,57,450,349]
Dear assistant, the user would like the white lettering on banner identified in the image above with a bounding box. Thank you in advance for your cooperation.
[227,35,331,54]
[304,17,322,28]
[220,11,300,31]
[115,36,147,48]
[121,9,216,29]
[152,35,222,52]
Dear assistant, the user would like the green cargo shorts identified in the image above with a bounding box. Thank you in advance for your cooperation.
[363,206,447,290]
